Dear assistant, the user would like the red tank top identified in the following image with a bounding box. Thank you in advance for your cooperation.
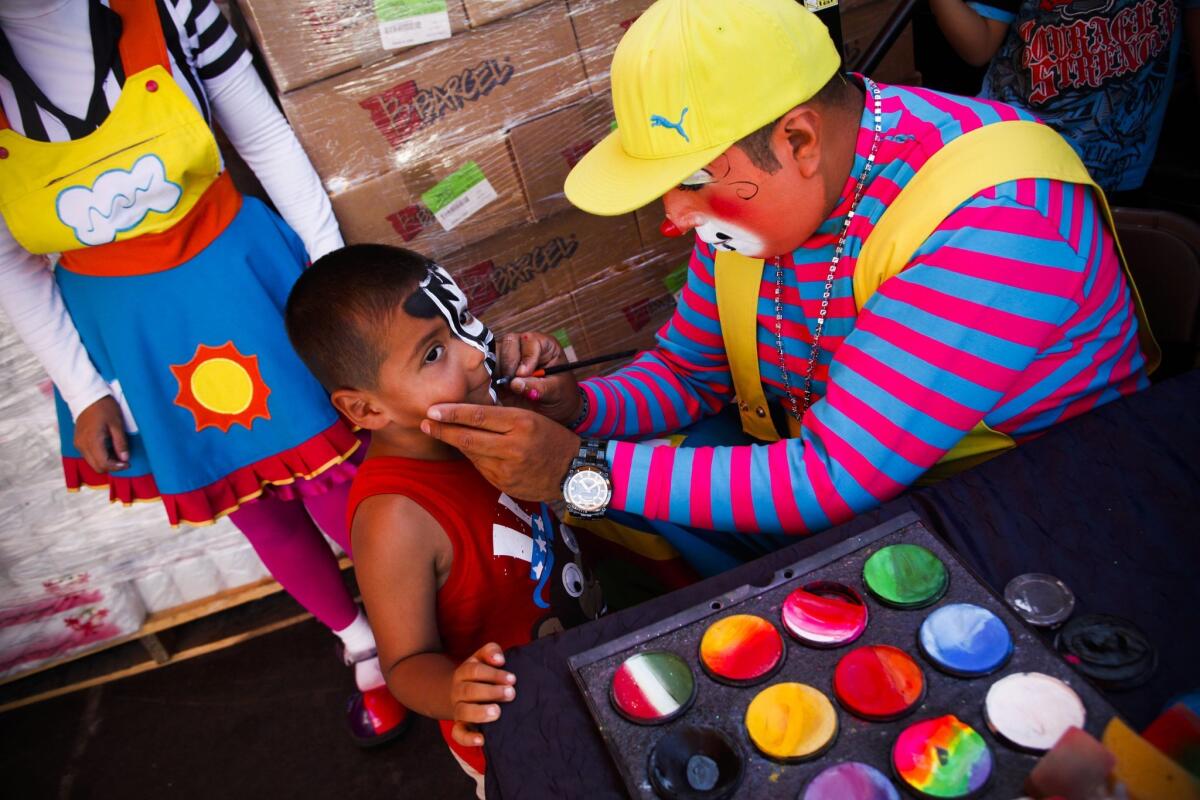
[346,455,600,773]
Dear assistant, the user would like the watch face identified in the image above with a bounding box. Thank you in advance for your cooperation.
[566,466,611,513]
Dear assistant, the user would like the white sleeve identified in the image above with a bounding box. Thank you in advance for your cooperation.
[0,217,110,420]
[205,65,344,261]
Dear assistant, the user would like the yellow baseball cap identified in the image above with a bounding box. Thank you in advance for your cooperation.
[564,0,841,216]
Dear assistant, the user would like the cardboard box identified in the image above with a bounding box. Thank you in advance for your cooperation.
[508,96,615,220]
[236,0,470,93]
[573,248,684,359]
[281,1,588,190]
[329,136,531,258]
[438,208,641,323]
[566,0,651,94]
[487,295,591,363]
[462,0,546,28]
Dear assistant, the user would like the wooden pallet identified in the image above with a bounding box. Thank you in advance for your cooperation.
[0,560,356,714]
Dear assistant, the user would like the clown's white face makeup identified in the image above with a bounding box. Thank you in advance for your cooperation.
[418,264,498,402]
[693,218,770,256]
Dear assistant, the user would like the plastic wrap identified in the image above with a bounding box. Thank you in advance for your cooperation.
[0,576,146,679]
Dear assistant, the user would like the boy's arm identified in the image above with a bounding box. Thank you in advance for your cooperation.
[352,495,515,745]
[929,0,1015,67]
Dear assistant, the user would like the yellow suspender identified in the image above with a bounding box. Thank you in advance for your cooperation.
[714,120,1160,474]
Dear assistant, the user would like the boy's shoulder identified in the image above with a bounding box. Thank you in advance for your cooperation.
[351,491,452,563]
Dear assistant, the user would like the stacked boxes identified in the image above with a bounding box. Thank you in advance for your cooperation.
[235,0,919,356]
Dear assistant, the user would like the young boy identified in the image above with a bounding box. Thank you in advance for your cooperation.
[285,245,601,796]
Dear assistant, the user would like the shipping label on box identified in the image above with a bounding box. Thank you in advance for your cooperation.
[567,0,653,93]
[330,137,530,258]
[376,0,454,49]
[508,96,614,220]
[236,0,469,93]
[439,209,641,322]
[282,1,587,190]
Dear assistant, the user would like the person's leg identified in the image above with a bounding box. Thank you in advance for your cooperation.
[229,492,357,630]
[300,478,354,557]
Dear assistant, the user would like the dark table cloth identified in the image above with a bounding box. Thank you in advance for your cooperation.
[485,370,1200,799]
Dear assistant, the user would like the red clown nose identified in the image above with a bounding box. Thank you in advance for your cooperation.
[659,219,684,237]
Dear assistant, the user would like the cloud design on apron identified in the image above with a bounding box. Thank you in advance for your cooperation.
[55,154,183,246]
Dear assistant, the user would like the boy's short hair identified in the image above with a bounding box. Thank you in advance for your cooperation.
[286,244,440,390]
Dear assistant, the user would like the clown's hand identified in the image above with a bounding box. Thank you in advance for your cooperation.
[422,404,579,501]
[448,642,516,748]
[495,331,580,425]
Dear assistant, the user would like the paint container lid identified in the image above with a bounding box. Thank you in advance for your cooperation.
[744,682,839,762]
[1004,573,1076,628]
[782,581,869,648]
[862,544,949,609]
[918,603,1013,678]
[698,614,785,686]
[834,644,926,721]
[892,715,994,798]
[610,651,697,725]
[984,672,1086,752]
[1055,613,1157,689]
[802,762,901,800]
[647,725,744,800]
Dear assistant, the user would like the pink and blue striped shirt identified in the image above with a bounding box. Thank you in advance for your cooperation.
[576,82,1149,535]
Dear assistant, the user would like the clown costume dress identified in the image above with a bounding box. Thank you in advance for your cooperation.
[0,0,406,742]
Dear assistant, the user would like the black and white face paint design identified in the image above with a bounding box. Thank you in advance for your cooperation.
[419,263,498,402]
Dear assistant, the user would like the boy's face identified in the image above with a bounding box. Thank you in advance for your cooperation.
[363,307,495,430]
[332,264,496,435]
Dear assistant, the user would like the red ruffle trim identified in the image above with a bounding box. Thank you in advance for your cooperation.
[62,420,362,527]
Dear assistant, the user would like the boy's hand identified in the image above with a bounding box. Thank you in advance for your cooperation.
[449,642,517,748]
[495,332,581,425]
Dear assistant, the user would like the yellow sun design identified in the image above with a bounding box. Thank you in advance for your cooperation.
[170,342,271,432]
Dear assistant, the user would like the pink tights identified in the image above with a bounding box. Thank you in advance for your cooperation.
[228,481,358,631]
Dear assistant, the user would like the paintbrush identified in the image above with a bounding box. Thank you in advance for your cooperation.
[492,349,638,388]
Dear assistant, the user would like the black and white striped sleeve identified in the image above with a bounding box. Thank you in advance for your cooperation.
[164,0,251,86]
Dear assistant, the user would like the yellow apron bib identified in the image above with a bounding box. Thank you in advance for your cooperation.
[715,120,1160,480]
[0,0,228,271]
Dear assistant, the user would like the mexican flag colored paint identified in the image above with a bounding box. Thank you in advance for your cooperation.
[609,651,696,724]
[892,715,993,798]
[699,614,784,685]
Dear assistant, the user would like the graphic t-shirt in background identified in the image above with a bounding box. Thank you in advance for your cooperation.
[977,0,1199,191]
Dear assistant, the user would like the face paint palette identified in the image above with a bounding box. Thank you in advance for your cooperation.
[569,513,1120,799]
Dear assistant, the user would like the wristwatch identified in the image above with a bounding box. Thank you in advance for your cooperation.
[562,438,612,519]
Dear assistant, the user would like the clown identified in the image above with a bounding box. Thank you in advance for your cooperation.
[0,0,404,742]
[419,0,1158,576]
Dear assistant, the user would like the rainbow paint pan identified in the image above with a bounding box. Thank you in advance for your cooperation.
[892,715,993,798]
[698,614,784,686]
[803,762,901,800]
[918,603,1013,678]
[834,644,926,721]
[610,651,697,725]
[744,682,839,762]
[862,544,949,609]
[781,581,869,648]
